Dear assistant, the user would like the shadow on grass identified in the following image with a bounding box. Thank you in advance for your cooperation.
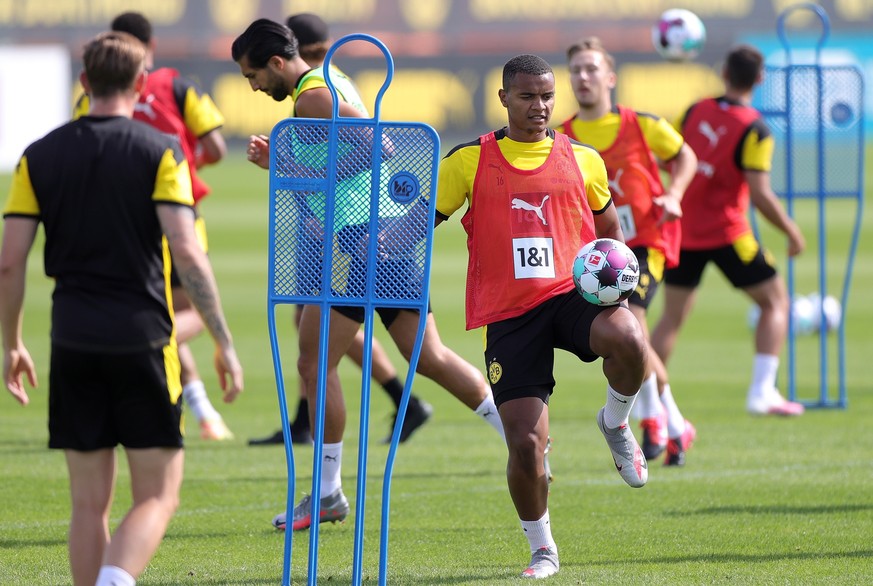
[572,549,873,567]
[149,576,276,586]
[180,467,505,486]
[0,441,49,453]
[0,537,66,548]
[664,503,873,516]
[166,577,499,585]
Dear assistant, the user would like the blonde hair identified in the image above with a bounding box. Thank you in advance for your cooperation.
[82,31,145,97]
[566,36,615,70]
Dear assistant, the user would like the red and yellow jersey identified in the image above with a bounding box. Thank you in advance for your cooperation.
[557,106,682,267]
[437,128,611,219]
[554,107,683,162]
[677,96,773,249]
[437,129,610,329]
[73,67,224,203]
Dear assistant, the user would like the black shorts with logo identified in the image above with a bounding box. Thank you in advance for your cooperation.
[484,289,611,408]
[664,233,778,289]
[48,343,184,450]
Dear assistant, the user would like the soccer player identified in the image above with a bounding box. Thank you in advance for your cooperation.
[436,54,648,579]
[555,37,698,465]
[232,19,506,532]
[74,12,234,440]
[650,45,806,416]
[246,11,434,447]
[1,31,243,586]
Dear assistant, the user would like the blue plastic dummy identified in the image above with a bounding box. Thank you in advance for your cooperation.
[752,3,863,408]
[266,33,440,585]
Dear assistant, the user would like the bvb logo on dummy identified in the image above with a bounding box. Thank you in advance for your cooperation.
[488,359,503,385]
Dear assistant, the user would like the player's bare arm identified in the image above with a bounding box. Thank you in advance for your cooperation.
[0,217,40,405]
[157,204,244,398]
[296,88,394,177]
[655,142,697,224]
[373,199,430,258]
[593,202,625,242]
[744,169,806,257]
[197,128,227,167]
[294,86,364,120]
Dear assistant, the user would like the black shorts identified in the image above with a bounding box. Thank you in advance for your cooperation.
[170,214,208,288]
[48,343,184,450]
[664,233,778,289]
[628,246,665,310]
[332,302,433,329]
[331,222,430,327]
[484,290,610,408]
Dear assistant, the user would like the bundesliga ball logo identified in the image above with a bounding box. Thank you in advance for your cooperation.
[573,238,640,306]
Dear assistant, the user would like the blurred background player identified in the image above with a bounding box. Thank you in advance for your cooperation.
[555,37,697,465]
[245,12,433,447]
[74,11,234,440]
[232,19,506,532]
[651,45,806,417]
[1,31,243,586]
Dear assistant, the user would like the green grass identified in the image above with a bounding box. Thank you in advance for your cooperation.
[1,150,872,585]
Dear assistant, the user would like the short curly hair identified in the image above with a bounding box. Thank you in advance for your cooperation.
[502,54,553,90]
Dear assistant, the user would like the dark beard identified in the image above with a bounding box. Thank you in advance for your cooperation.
[270,85,289,102]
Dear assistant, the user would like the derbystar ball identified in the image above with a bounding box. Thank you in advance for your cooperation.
[573,238,640,306]
[652,8,707,62]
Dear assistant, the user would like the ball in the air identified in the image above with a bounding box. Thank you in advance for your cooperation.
[573,238,640,306]
[652,8,707,62]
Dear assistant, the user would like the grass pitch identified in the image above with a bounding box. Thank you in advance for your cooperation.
[1,151,871,585]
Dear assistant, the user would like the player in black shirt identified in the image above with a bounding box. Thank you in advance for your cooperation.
[0,31,243,586]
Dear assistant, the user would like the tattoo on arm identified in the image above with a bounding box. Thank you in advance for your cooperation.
[159,207,233,348]
[175,261,232,346]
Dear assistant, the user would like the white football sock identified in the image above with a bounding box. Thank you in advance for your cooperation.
[602,385,637,429]
[182,380,220,422]
[475,391,506,441]
[521,510,557,553]
[748,354,779,401]
[659,384,687,439]
[320,442,343,496]
[95,565,135,586]
[634,373,662,420]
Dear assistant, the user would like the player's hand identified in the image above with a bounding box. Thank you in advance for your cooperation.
[786,222,806,258]
[214,345,243,403]
[356,232,390,261]
[246,134,270,169]
[653,190,683,225]
[4,345,37,406]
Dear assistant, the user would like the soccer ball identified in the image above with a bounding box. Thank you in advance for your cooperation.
[807,293,842,332]
[747,295,818,336]
[790,295,817,335]
[652,8,706,62]
[573,238,640,306]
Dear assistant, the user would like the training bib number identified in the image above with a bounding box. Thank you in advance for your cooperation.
[513,237,555,279]
[616,205,637,241]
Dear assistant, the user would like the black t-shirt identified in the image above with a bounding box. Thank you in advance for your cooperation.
[3,116,194,352]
